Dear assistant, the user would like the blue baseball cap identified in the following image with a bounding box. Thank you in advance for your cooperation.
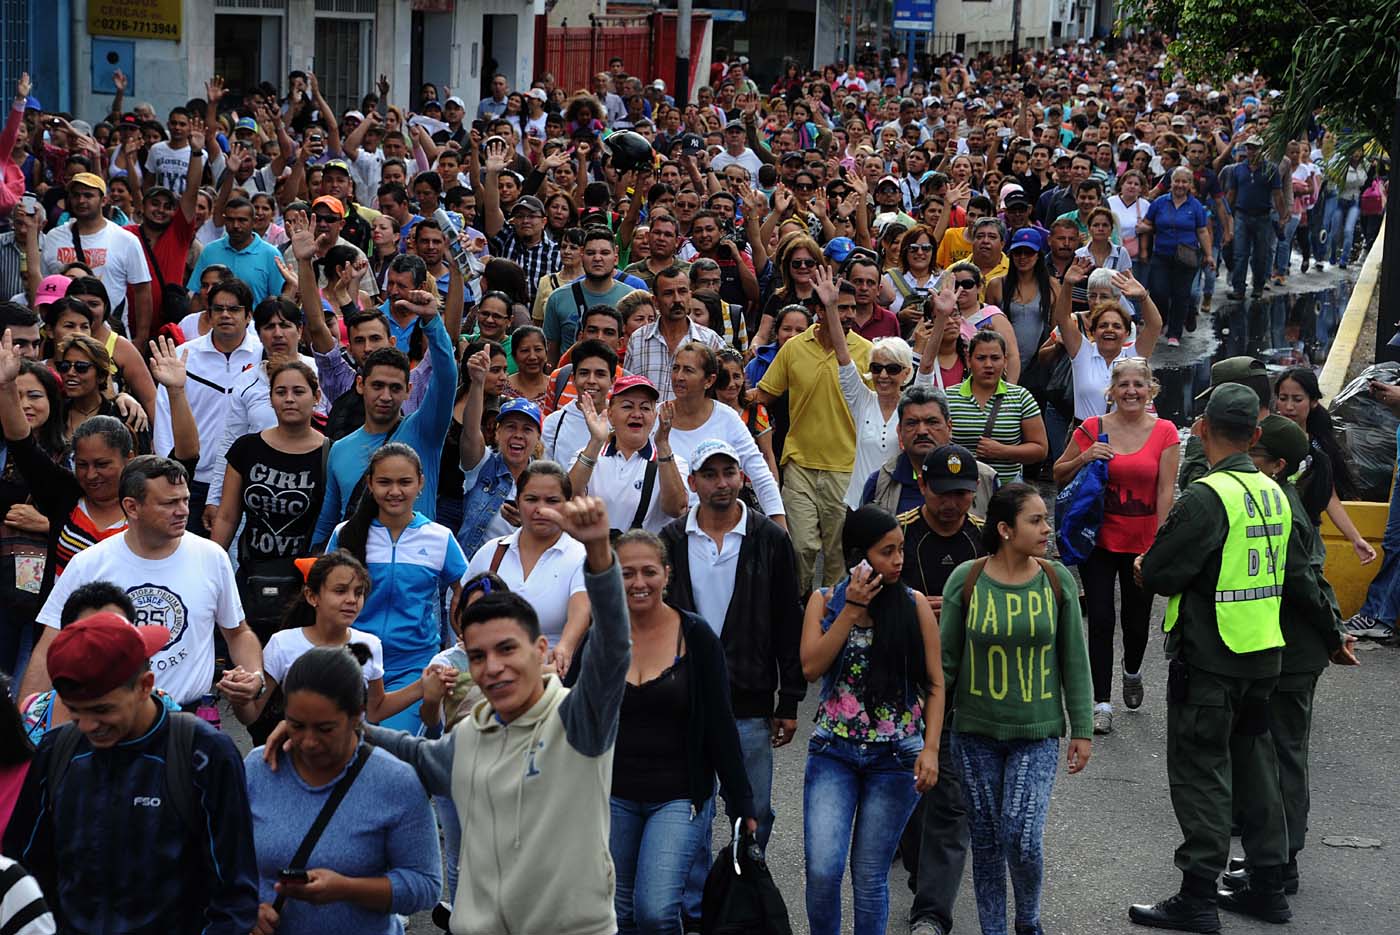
[1007,227,1045,254]
[823,236,856,263]
[24,96,40,111]
[497,397,543,430]
[235,116,259,133]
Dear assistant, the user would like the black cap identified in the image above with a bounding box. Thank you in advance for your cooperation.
[921,444,980,494]
[510,195,546,217]
[780,151,804,164]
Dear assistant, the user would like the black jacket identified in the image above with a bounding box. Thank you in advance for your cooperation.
[660,509,806,720]
[675,610,756,819]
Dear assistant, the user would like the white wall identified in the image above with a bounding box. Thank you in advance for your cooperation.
[451,0,539,116]
[932,0,1053,52]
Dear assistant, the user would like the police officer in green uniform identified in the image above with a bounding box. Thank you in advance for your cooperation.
[1129,385,1336,932]
[1219,416,1359,898]
[1179,357,1274,488]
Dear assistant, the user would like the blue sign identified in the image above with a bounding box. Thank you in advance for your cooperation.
[892,0,934,32]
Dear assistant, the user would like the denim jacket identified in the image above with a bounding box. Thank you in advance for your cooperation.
[456,450,518,558]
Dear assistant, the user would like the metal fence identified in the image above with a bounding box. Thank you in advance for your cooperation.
[0,0,29,99]
[539,14,656,94]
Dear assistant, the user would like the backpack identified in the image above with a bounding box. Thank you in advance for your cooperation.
[701,822,793,935]
[961,554,1065,610]
[1053,423,1110,566]
[45,711,199,831]
[1361,178,1385,216]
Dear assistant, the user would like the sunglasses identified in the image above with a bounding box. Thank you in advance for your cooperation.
[313,213,339,223]
[906,243,933,253]
[954,279,979,290]
[789,258,818,269]
[55,360,96,375]
[869,362,904,376]
[793,183,815,192]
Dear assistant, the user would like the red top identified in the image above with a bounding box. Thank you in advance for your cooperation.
[853,305,902,341]
[126,210,197,325]
[1072,415,1179,555]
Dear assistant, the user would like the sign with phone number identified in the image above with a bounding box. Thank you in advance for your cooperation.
[88,0,182,41]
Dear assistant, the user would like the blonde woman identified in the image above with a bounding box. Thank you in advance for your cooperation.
[1052,357,1179,734]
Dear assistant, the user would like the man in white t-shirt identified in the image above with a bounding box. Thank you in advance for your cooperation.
[144,106,196,194]
[21,456,266,723]
[41,173,153,342]
[541,339,618,463]
[709,121,764,180]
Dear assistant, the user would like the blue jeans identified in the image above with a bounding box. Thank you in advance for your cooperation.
[1150,253,1196,340]
[804,730,924,935]
[683,717,776,918]
[611,795,714,935]
[954,733,1060,935]
[1359,459,1400,625]
[435,794,460,896]
[1275,214,1301,275]
[1231,212,1274,294]
[1332,198,1361,266]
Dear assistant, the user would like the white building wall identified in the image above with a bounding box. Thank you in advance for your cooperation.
[931,0,1054,53]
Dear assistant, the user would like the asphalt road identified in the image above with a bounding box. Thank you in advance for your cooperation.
[226,611,1399,935]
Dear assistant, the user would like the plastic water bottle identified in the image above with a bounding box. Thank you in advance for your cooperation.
[434,208,484,281]
[195,693,222,731]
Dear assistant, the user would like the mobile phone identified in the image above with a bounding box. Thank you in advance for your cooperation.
[471,119,487,135]
[849,559,873,579]
[19,193,37,216]
[278,868,309,884]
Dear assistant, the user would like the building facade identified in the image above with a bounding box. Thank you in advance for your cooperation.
[3,0,540,125]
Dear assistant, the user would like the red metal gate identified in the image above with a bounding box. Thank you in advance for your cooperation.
[535,12,709,94]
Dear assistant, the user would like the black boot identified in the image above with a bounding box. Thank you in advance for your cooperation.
[1221,857,1300,895]
[1130,876,1222,934]
[1217,864,1292,924]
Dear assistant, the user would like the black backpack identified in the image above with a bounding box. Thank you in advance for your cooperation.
[701,824,793,935]
[45,711,198,830]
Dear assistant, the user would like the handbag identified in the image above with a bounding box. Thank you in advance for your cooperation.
[1019,316,1076,421]
[1174,243,1201,269]
[0,515,48,619]
[1054,423,1110,566]
[271,744,373,913]
[701,820,793,935]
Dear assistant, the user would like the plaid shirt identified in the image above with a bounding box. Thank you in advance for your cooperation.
[625,319,725,401]
[490,227,561,306]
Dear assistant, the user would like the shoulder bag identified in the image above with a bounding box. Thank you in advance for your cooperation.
[272,744,373,913]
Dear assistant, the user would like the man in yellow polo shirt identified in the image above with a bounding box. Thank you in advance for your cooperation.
[756,267,872,590]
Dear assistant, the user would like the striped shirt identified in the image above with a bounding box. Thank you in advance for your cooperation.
[625,319,725,401]
[0,855,56,935]
[54,503,127,579]
[0,233,23,302]
[946,378,1043,482]
[490,227,561,307]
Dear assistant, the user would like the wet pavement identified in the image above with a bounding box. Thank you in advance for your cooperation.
[1149,268,1355,427]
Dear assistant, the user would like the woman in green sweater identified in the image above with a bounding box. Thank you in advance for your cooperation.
[940,483,1094,935]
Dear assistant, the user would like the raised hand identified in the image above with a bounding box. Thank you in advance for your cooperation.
[147,336,188,390]
[111,70,126,94]
[536,495,612,546]
[654,400,675,448]
[483,138,509,173]
[205,75,225,104]
[772,186,794,216]
[377,73,390,99]
[465,348,491,384]
[1111,269,1145,299]
[16,72,30,102]
[0,329,23,384]
[189,120,206,154]
[397,289,441,320]
[812,263,840,309]
[578,392,611,444]
[273,255,300,293]
[1065,255,1094,285]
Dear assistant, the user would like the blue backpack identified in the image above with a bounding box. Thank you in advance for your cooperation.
[1055,427,1109,566]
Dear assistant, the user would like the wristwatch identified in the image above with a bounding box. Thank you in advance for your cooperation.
[254,670,267,699]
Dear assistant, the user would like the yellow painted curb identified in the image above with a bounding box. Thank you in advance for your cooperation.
[1320,226,1384,406]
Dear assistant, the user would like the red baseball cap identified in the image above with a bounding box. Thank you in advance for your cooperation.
[48,612,170,702]
[609,374,659,400]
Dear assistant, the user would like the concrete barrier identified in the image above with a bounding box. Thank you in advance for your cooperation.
[1318,229,1390,619]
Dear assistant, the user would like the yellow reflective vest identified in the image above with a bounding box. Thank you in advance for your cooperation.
[1164,470,1290,654]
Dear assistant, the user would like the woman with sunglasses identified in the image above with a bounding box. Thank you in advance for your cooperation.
[54,335,151,453]
[1053,357,1179,735]
[879,225,941,320]
[948,261,1021,383]
[755,233,824,348]
[64,276,157,420]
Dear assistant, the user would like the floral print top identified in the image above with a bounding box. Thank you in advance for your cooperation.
[814,580,925,743]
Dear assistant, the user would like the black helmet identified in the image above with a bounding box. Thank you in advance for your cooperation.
[603,130,655,173]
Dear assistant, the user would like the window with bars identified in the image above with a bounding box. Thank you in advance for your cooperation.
[0,0,30,96]
[315,17,373,116]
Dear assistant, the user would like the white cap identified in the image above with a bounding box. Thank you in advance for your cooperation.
[651,79,666,91]
[691,438,741,470]
[527,88,547,101]
[1164,91,1179,106]
[343,110,364,122]
[444,95,465,108]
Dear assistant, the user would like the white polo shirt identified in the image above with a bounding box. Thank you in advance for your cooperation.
[542,403,593,465]
[465,529,587,645]
[569,439,689,534]
[685,500,747,635]
[152,328,265,485]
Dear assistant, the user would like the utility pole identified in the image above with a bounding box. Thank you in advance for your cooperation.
[1011,0,1022,68]
[1381,60,1400,362]
[676,0,692,106]
[848,0,858,67]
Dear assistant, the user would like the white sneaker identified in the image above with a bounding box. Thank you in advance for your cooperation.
[1345,613,1395,640]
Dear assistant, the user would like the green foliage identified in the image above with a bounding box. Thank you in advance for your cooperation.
[1117,0,1400,154]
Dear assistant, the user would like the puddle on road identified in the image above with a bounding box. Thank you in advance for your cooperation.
[1149,276,1355,427]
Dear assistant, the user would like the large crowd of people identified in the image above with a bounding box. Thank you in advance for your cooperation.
[0,31,1393,935]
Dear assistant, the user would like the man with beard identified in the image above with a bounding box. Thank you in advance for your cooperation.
[129,123,205,334]
[897,443,988,935]
[625,266,724,400]
[860,389,997,516]
[542,228,636,364]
